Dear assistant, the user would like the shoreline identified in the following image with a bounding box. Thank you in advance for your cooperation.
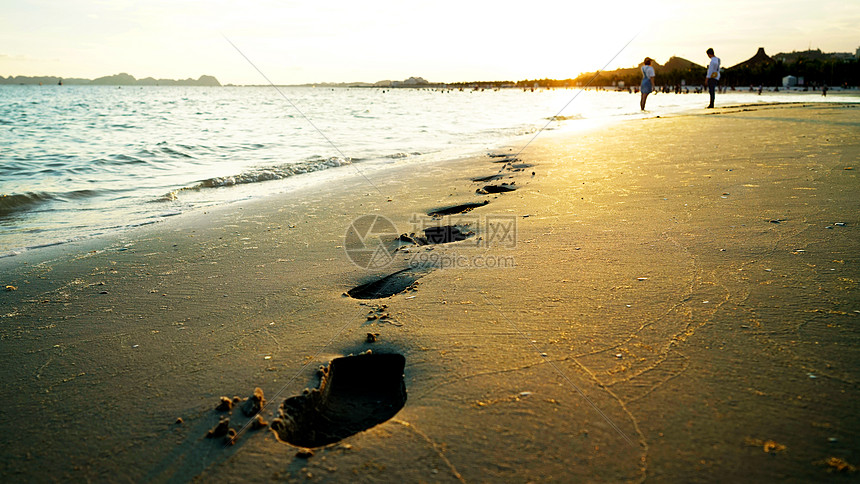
[5,95,857,259]
[1,103,858,481]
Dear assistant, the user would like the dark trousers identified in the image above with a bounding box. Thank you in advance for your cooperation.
[707,78,718,107]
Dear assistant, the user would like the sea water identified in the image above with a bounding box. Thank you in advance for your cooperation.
[1,84,857,254]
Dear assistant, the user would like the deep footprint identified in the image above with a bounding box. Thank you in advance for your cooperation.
[470,174,505,182]
[477,183,517,194]
[422,225,473,244]
[427,200,489,217]
[271,353,407,448]
[400,225,474,245]
[347,267,430,299]
[491,157,520,164]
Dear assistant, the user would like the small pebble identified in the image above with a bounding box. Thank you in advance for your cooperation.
[296,448,314,459]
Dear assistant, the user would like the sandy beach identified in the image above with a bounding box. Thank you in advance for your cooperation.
[1,103,858,482]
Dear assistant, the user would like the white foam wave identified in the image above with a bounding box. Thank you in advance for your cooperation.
[159,157,351,201]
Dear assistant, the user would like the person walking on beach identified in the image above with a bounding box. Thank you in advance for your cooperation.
[705,48,720,108]
[640,57,655,110]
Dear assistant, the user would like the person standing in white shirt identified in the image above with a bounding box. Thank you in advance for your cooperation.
[640,57,656,111]
[706,48,720,108]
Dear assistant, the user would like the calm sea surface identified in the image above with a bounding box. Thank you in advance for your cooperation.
[1,85,857,254]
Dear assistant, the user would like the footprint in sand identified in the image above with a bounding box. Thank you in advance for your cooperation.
[477,183,517,194]
[346,267,432,299]
[270,353,407,448]
[427,200,489,217]
[399,225,474,246]
[470,174,506,183]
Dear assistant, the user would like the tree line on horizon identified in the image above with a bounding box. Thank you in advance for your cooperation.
[566,51,859,89]
[447,50,859,90]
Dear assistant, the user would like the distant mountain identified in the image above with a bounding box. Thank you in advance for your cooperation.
[662,56,704,71]
[728,47,773,70]
[0,73,221,86]
[722,47,860,86]
[293,77,431,88]
[89,73,138,85]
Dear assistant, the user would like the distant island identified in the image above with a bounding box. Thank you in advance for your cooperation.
[0,72,221,86]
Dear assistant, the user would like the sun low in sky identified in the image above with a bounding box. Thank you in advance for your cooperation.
[1,0,858,84]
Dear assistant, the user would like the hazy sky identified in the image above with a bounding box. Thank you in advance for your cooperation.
[2,0,858,84]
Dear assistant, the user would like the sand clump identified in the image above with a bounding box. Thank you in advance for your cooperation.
[241,387,266,417]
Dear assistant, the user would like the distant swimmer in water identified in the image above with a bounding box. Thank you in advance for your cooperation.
[640,57,655,111]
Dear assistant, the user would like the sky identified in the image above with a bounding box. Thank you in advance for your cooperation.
[1,0,858,85]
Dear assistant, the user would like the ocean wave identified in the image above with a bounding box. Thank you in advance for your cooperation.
[158,145,195,158]
[548,114,585,121]
[0,189,100,216]
[158,157,351,201]
[107,153,149,165]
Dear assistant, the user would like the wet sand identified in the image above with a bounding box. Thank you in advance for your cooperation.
[1,103,858,482]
